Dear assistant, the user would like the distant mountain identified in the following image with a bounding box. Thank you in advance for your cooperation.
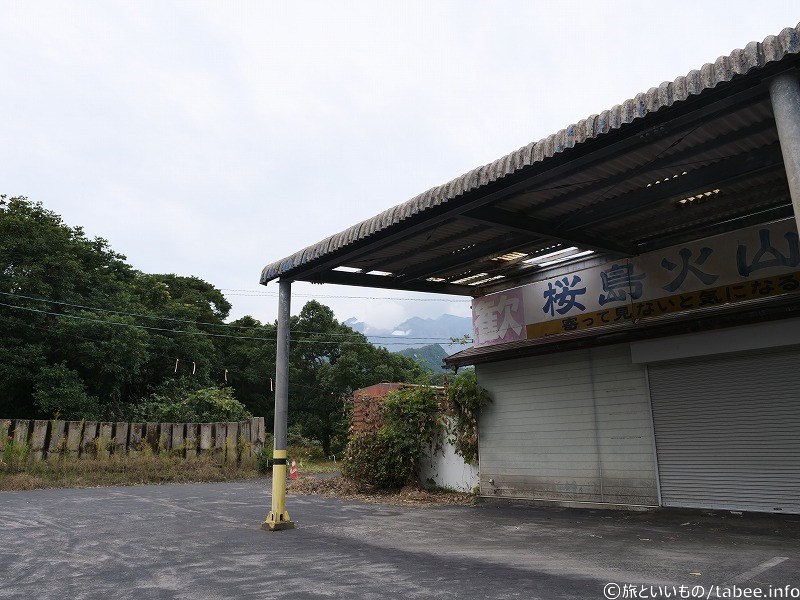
[342,317,380,335]
[342,314,472,354]
[392,315,472,351]
[397,344,449,372]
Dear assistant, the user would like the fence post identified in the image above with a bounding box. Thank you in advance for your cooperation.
[81,422,98,458]
[239,420,252,459]
[66,421,83,457]
[199,423,212,456]
[158,424,172,455]
[185,424,198,459]
[251,417,264,454]
[30,420,48,461]
[214,422,225,463]
[129,423,143,456]
[48,420,65,460]
[0,418,11,453]
[115,422,129,455]
[145,422,159,453]
[171,423,185,457]
[12,419,30,447]
[226,421,239,464]
[98,423,113,459]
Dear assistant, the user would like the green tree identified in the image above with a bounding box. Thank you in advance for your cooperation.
[286,301,425,454]
[0,196,146,416]
[397,343,448,374]
[130,386,251,423]
[214,315,276,420]
[1,196,430,436]
[129,273,230,403]
[32,362,101,420]
[0,196,235,418]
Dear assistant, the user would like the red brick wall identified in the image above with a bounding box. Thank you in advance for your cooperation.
[350,383,445,434]
[350,383,406,434]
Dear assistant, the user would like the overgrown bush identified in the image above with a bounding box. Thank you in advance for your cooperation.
[444,369,491,464]
[286,423,325,462]
[341,431,407,489]
[32,363,102,420]
[129,386,252,423]
[255,445,273,474]
[342,385,441,490]
[257,426,328,474]
[2,438,30,469]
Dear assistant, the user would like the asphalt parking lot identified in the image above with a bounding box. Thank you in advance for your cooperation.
[0,481,798,599]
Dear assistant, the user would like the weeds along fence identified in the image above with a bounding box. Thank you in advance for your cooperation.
[0,417,266,464]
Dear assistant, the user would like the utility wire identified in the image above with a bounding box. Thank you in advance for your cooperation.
[12,317,437,393]
[0,302,459,346]
[0,291,459,342]
[0,290,260,329]
[221,289,471,302]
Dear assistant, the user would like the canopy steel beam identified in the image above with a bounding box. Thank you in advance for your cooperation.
[526,116,776,214]
[262,85,770,286]
[560,144,785,231]
[302,270,474,296]
[396,232,536,283]
[458,207,633,255]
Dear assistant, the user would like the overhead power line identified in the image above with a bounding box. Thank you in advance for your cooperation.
[0,291,260,329]
[0,302,461,346]
[13,321,400,391]
[0,291,463,342]
[219,289,472,302]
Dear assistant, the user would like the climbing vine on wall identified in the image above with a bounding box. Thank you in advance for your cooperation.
[342,373,490,490]
[342,385,441,490]
[444,369,491,465]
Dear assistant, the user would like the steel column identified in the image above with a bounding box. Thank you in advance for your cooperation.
[262,279,294,531]
[769,71,800,234]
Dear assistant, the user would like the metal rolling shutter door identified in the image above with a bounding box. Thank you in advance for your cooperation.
[648,348,800,514]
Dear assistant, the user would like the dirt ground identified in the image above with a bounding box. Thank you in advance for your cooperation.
[287,473,475,507]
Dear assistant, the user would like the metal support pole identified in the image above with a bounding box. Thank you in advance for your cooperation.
[262,279,294,531]
[769,71,800,234]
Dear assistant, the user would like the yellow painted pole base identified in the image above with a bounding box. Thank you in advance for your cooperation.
[262,510,294,531]
[262,449,294,531]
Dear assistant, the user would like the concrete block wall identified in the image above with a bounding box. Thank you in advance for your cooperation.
[0,417,265,463]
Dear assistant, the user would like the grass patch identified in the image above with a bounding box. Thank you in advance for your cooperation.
[296,459,340,475]
[0,453,261,491]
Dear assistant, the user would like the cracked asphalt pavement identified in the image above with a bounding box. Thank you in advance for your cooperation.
[1,481,798,599]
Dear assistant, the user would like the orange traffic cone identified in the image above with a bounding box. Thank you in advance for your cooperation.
[289,458,298,479]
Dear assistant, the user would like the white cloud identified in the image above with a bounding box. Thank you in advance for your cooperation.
[0,1,797,331]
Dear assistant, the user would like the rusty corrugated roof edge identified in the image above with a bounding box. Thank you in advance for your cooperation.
[260,23,800,285]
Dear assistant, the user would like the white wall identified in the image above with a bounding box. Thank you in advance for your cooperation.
[476,344,659,506]
[419,425,479,493]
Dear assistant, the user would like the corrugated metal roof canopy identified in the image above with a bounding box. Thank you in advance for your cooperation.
[260,24,800,298]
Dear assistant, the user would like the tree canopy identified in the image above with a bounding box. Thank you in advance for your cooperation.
[0,196,429,453]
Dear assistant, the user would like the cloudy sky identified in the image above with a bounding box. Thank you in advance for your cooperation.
[1,1,797,331]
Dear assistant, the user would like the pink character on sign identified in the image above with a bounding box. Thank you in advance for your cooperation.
[473,290,525,347]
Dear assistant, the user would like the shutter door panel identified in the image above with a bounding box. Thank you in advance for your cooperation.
[477,344,658,506]
[649,348,800,514]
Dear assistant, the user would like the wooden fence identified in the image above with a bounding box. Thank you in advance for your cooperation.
[0,417,266,463]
